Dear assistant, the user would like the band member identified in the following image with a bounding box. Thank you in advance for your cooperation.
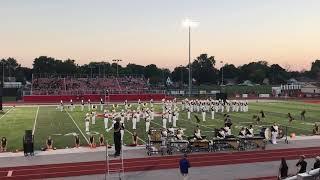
[113,118,122,157]
[120,122,125,141]
[246,125,254,137]
[120,110,125,123]
[172,111,177,127]
[145,114,151,132]
[211,106,215,120]
[201,106,206,122]
[150,108,154,120]
[162,113,167,129]
[103,110,109,130]
[168,110,172,123]
[70,99,74,111]
[238,127,246,138]
[136,110,140,123]
[300,110,306,121]
[224,125,231,136]
[85,113,90,132]
[193,126,202,140]
[271,123,278,144]
[288,113,294,123]
[100,98,104,111]
[132,131,138,146]
[81,99,85,111]
[91,111,96,125]
[168,125,175,135]
[176,129,184,140]
[224,115,233,128]
[99,134,105,146]
[187,107,191,120]
[1,137,7,152]
[89,135,96,148]
[75,135,80,148]
[60,100,64,112]
[88,99,91,111]
[217,128,226,139]
[46,136,53,150]
[313,123,320,135]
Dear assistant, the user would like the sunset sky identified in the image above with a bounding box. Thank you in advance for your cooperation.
[1,0,319,71]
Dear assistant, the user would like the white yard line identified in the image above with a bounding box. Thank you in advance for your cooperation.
[0,107,14,120]
[65,110,90,144]
[32,106,40,135]
[125,129,146,144]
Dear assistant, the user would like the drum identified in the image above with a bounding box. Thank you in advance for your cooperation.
[150,130,161,141]
[260,128,271,140]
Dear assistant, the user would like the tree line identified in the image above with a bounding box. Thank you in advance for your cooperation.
[1,54,319,86]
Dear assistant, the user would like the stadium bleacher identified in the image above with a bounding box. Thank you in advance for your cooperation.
[31,75,149,95]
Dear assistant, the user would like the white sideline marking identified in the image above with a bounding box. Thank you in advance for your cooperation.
[32,106,40,135]
[7,170,13,177]
[65,110,90,144]
[0,107,14,120]
[125,129,146,144]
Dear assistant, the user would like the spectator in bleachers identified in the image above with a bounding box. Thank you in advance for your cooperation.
[296,155,307,174]
[313,156,320,170]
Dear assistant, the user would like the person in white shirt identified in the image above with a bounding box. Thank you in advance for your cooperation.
[201,106,206,122]
[85,113,90,132]
[145,114,151,132]
[60,100,64,112]
[246,125,254,138]
[91,111,96,125]
[132,110,137,130]
[70,99,74,111]
[271,123,279,144]
[81,99,84,111]
[103,110,109,130]
[162,113,167,129]
[88,99,91,111]
[100,98,104,111]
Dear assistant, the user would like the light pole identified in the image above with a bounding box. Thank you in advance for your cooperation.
[183,19,198,97]
[112,59,122,77]
[220,61,224,85]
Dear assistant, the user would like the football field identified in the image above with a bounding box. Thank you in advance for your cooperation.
[0,100,319,151]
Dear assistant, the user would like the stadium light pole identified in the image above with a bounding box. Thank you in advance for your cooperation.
[220,61,224,85]
[183,18,198,97]
[112,59,122,77]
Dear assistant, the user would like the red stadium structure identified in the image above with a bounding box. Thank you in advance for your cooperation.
[23,74,168,103]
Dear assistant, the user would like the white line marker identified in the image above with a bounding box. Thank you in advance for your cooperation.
[65,110,90,144]
[32,106,40,135]
[7,170,13,177]
[0,107,14,120]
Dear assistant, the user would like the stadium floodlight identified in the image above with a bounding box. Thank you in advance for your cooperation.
[182,18,199,97]
[220,61,224,86]
[112,59,122,77]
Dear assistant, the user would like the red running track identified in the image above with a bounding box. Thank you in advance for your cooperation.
[0,147,319,179]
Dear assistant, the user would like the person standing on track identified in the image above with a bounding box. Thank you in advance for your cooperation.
[179,154,191,180]
[113,118,122,157]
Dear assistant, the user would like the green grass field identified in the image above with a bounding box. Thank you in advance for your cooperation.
[0,100,319,152]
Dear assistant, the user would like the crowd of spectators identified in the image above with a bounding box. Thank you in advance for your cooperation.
[31,75,149,95]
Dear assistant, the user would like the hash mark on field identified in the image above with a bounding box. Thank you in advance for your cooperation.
[65,110,90,144]
[32,106,40,135]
